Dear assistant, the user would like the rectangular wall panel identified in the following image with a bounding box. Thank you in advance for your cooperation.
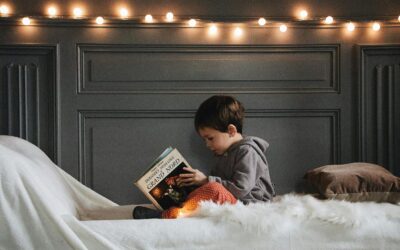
[359,45,400,175]
[78,44,339,94]
[79,109,339,204]
[0,46,58,162]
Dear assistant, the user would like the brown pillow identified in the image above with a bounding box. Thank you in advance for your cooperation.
[304,162,400,203]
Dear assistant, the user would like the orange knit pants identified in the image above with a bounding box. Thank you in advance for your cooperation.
[161,182,237,219]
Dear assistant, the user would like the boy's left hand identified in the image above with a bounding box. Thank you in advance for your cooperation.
[176,167,208,187]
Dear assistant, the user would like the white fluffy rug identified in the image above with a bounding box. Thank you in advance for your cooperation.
[191,194,400,238]
[81,194,400,250]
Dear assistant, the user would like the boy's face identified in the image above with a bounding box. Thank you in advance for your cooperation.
[198,127,231,156]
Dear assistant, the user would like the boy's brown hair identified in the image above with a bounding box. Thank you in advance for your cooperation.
[194,95,244,133]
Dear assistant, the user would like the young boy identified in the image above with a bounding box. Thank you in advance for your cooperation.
[133,95,275,219]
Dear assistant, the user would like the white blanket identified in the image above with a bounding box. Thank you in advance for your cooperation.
[0,135,116,249]
[1,135,399,250]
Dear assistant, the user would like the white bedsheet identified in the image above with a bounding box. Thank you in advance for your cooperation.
[0,135,399,250]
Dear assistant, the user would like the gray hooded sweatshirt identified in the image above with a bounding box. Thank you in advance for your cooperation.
[208,136,275,204]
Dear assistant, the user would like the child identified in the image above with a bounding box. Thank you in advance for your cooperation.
[133,95,275,219]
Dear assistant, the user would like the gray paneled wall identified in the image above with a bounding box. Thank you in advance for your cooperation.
[79,109,340,202]
[78,45,338,94]
[75,44,344,203]
[1,0,399,204]
[359,46,400,176]
[0,46,58,160]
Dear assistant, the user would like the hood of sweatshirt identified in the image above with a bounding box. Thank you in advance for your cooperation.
[227,136,269,163]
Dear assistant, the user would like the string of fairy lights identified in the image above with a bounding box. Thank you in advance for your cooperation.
[1,3,399,34]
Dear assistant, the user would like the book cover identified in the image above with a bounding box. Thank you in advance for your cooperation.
[134,147,195,210]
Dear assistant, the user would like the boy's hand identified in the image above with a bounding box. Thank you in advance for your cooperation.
[176,167,208,187]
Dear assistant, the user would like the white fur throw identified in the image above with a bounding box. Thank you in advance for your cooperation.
[191,194,400,236]
[80,194,400,250]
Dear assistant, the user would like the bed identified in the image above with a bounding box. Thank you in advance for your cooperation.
[1,135,399,250]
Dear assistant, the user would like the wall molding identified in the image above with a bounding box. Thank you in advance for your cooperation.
[5,63,40,144]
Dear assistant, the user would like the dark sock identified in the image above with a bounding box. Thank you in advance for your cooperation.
[133,206,162,219]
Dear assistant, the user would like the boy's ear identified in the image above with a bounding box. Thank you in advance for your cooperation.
[227,124,237,136]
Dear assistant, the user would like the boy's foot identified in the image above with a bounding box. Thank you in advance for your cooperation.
[133,206,162,219]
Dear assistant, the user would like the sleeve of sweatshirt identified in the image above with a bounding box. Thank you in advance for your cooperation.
[208,146,258,199]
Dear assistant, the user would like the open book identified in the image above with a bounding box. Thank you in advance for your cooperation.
[134,147,195,210]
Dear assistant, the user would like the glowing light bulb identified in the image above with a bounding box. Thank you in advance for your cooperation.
[398,15,400,22]
[347,22,355,31]
[47,6,57,17]
[325,16,334,24]
[144,14,152,23]
[299,10,308,20]
[96,16,104,24]
[0,5,10,15]
[119,8,128,18]
[166,12,174,22]
[73,7,83,18]
[258,18,266,26]
[209,24,218,35]
[234,27,243,37]
[372,22,380,31]
[279,24,287,32]
[188,19,197,27]
[22,17,31,25]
